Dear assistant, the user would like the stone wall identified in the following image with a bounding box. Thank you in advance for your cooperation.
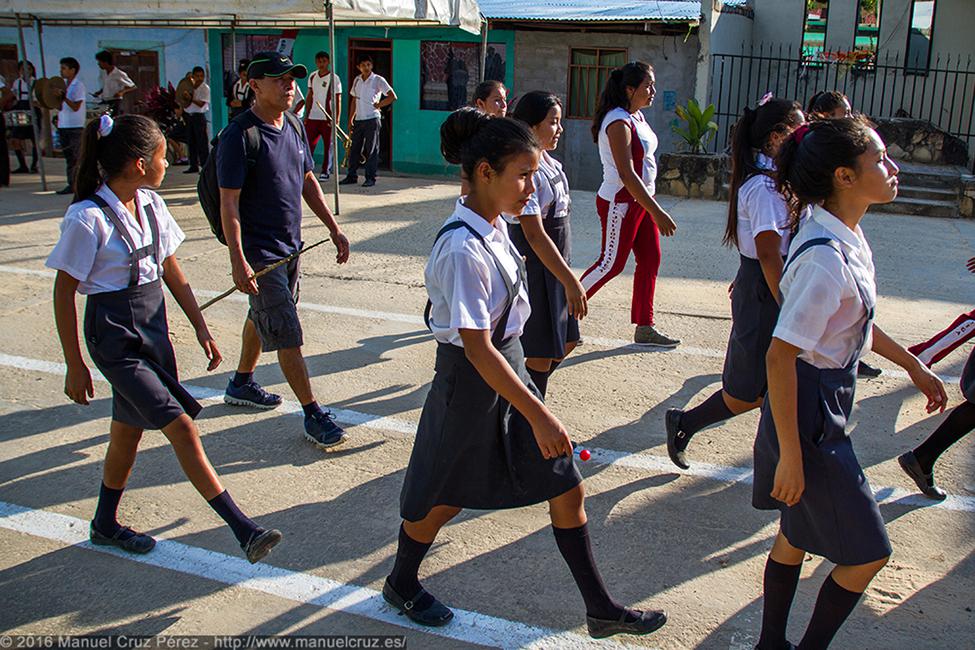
[656,153,730,200]
[873,118,970,166]
[961,177,975,218]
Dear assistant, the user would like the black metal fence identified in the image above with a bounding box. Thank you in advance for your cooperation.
[708,43,975,168]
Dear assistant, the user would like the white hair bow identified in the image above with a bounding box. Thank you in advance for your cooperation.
[97,113,114,138]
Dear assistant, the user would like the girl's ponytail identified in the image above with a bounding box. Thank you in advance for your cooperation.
[591,61,652,142]
[72,120,103,202]
[723,97,803,248]
[71,114,164,203]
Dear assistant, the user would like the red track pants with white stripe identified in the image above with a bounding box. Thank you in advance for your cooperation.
[580,193,661,326]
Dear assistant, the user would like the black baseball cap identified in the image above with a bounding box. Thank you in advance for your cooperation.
[247,52,307,80]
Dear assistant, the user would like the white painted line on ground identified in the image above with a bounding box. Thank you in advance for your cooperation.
[0,263,963,384]
[0,501,630,649]
[2,352,973,514]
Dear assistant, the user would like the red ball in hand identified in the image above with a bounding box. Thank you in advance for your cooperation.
[579,449,591,462]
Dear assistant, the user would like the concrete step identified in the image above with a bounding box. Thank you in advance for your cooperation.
[895,161,966,188]
[872,196,959,218]
[896,184,959,201]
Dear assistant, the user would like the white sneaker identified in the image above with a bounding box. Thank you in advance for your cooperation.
[318,172,330,181]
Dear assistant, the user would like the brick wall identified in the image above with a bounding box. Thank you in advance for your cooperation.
[512,29,700,191]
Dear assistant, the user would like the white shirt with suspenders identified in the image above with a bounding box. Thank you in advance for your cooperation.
[425,199,531,347]
[46,186,185,294]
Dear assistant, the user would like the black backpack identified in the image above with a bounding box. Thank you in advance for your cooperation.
[197,110,303,245]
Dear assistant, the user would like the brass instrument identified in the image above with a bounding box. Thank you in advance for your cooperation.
[314,99,363,168]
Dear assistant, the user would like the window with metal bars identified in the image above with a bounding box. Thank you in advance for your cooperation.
[566,48,627,119]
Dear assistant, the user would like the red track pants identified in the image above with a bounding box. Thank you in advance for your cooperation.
[305,118,334,174]
[580,193,661,326]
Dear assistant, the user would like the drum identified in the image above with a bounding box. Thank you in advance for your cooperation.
[4,110,32,128]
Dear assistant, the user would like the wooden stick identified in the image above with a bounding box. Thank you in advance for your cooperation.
[200,239,330,311]
[314,99,352,144]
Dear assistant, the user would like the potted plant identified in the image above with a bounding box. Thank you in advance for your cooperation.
[672,98,718,153]
[657,98,727,200]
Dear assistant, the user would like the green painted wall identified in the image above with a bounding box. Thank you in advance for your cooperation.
[208,26,515,177]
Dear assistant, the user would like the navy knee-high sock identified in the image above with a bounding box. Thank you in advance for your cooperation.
[93,483,127,537]
[757,557,803,649]
[552,523,627,620]
[389,524,435,608]
[527,367,550,399]
[679,390,735,440]
[208,490,261,546]
[797,574,863,650]
[913,401,975,474]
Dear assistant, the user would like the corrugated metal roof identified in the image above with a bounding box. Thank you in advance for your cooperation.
[479,0,703,23]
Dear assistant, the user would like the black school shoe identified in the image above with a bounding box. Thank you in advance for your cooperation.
[242,528,284,564]
[857,361,882,378]
[665,408,690,470]
[90,523,156,554]
[587,608,667,639]
[897,451,947,501]
[382,578,454,627]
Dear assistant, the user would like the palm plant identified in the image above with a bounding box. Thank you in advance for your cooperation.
[672,98,718,154]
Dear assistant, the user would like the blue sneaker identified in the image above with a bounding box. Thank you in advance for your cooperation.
[224,379,283,410]
[304,409,347,448]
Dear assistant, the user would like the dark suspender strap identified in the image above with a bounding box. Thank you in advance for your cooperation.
[143,203,163,273]
[423,221,471,331]
[782,237,834,275]
[423,220,522,348]
[89,194,159,287]
[783,236,874,366]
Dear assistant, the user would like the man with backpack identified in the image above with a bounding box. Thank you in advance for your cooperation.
[214,52,351,448]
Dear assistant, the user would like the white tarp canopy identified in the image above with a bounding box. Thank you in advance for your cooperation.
[1,0,482,33]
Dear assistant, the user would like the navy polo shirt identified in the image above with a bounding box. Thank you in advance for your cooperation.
[217,109,314,265]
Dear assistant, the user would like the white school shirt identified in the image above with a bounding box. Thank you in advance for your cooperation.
[307,70,343,120]
[426,199,531,347]
[774,205,877,369]
[597,107,658,201]
[12,77,33,103]
[58,77,86,128]
[232,79,251,103]
[736,153,808,259]
[45,186,186,295]
[503,151,570,224]
[100,66,135,99]
[288,84,305,114]
[350,72,392,121]
[185,82,210,114]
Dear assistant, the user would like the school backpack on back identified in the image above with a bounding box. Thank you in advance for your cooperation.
[197,110,303,245]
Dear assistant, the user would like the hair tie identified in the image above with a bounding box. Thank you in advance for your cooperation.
[757,91,773,107]
[97,114,114,139]
[792,124,811,144]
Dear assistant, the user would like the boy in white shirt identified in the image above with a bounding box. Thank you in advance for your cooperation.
[95,50,136,116]
[181,66,210,173]
[303,51,343,180]
[55,57,86,195]
[339,54,396,188]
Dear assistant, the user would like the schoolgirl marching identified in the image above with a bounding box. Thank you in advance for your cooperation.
[505,90,587,398]
[47,113,282,563]
[753,117,946,649]
[666,96,805,469]
[386,107,666,639]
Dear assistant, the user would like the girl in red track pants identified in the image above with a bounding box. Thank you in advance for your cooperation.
[581,193,660,327]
